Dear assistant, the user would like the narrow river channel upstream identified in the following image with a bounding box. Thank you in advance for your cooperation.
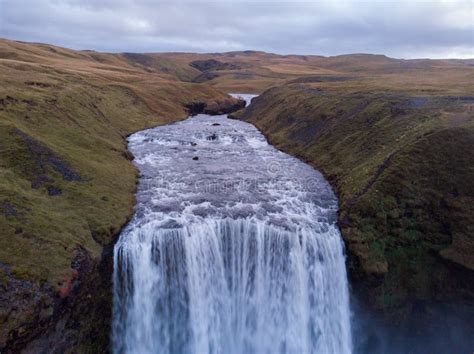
[112,94,352,354]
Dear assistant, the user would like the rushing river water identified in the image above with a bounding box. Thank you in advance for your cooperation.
[112,94,352,354]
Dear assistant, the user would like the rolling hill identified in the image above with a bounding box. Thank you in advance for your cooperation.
[1,38,473,352]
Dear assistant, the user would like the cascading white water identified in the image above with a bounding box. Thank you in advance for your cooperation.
[112,94,352,354]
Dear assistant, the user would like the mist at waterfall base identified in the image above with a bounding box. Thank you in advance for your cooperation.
[112,94,353,353]
[354,290,474,354]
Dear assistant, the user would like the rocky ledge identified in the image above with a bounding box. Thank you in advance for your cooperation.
[185,97,246,116]
[0,245,114,353]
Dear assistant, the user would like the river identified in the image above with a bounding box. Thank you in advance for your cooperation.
[112,94,352,354]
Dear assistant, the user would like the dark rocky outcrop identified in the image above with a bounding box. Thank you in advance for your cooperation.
[189,59,239,72]
[206,133,218,141]
[185,97,246,116]
[14,129,82,191]
[188,59,240,82]
[185,102,207,116]
[122,52,155,68]
[1,245,114,353]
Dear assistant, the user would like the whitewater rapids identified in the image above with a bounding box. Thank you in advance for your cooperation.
[112,94,352,354]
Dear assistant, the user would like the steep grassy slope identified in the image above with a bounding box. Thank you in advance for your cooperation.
[233,80,474,350]
[0,39,242,351]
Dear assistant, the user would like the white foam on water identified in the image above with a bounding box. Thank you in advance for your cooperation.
[112,94,352,354]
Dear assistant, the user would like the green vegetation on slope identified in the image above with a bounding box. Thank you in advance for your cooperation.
[0,39,239,285]
[0,39,241,350]
[235,84,474,317]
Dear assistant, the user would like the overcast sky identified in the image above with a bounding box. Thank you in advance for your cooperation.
[0,0,472,59]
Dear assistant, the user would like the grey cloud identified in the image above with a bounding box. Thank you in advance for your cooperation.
[0,0,472,58]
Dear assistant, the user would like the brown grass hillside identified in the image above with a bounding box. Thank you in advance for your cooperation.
[0,38,241,351]
[232,68,474,351]
[1,37,473,351]
[159,51,474,94]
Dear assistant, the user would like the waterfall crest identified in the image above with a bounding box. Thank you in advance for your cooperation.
[112,95,352,354]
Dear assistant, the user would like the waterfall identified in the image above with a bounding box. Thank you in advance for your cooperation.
[112,95,352,354]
